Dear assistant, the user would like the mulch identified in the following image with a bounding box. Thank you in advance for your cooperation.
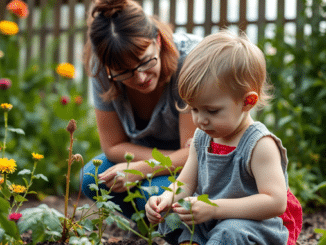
[19,194,326,245]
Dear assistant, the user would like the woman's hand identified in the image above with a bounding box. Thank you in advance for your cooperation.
[98,162,143,193]
[172,196,217,225]
[145,194,173,224]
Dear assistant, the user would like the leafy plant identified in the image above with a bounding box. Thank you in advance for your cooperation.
[257,0,326,210]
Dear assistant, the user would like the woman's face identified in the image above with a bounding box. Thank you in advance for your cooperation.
[107,41,161,94]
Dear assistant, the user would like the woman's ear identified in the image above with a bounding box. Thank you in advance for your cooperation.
[242,92,258,111]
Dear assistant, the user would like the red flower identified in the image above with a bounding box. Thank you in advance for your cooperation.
[6,0,29,19]
[60,96,70,105]
[0,78,12,90]
[8,212,22,222]
[74,95,83,105]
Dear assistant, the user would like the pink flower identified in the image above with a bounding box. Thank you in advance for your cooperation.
[74,95,83,105]
[8,212,22,222]
[60,96,70,105]
[0,78,12,90]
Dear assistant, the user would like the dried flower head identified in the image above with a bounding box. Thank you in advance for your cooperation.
[32,152,44,161]
[66,119,77,134]
[8,212,22,222]
[1,103,13,112]
[92,159,103,167]
[56,63,75,79]
[7,0,29,19]
[9,184,27,193]
[60,96,70,105]
[0,158,17,174]
[73,154,83,163]
[74,95,83,105]
[0,20,19,36]
[0,78,12,90]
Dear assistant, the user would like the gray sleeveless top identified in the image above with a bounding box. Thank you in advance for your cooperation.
[193,121,289,200]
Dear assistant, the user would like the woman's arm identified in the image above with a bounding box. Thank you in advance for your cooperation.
[96,109,196,176]
[210,136,288,221]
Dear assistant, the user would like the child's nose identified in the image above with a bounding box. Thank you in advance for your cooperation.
[197,114,209,125]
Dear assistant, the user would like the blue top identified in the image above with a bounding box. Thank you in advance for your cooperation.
[91,33,202,150]
[193,121,289,200]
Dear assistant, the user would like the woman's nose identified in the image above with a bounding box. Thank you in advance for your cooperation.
[134,70,147,83]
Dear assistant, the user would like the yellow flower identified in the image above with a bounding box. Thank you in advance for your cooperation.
[0,177,4,185]
[0,158,17,174]
[1,103,13,111]
[32,152,44,160]
[9,184,27,193]
[0,20,19,36]
[56,63,75,79]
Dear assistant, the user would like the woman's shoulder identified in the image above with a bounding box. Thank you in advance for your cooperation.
[173,32,203,57]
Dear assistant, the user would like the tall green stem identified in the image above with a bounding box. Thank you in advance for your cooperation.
[2,111,8,158]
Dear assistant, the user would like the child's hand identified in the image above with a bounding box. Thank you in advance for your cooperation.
[172,196,217,225]
[145,195,173,224]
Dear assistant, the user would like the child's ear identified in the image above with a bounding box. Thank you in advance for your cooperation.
[242,92,258,111]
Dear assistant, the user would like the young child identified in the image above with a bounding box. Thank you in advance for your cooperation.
[145,30,302,245]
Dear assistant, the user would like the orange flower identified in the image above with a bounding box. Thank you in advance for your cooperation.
[7,0,29,19]
[56,63,75,79]
[74,95,83,105]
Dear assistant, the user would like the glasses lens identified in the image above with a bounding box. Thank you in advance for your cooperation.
[113,72,133,82]
[138,58,157,72]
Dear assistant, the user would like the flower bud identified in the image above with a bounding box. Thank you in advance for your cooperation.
[66,119,77,134]
[60,96,69,105]
[0,78,12,90]
[124,152,135,162]
[92,159,103,167]
[74,95,83,105]
[73,154,83,163]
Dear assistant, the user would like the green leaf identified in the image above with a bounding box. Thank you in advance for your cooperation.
[80,219,94,231]
[76,204,90,211]
[0,197,10,213]
[131,211,145,222]
[151,230,162,238]
[14,195,28,203]
[178,199,191,211]
[152,148,172,167]
[18,169,32,175]
[34,174,48,182]
[161,186,173,192]
[140,186,159,195]
[88,183,98,191]
[177,181,184,187]
[123,190,143,202]
[176,187,185,195]
[113,216,130,231]
[85,173,95,178]
[168,176,176,183]
[7,127,25,135]
[0,213,20,238]
[197,194,218,207]
[165,213,182,232]
[123,169,145,178]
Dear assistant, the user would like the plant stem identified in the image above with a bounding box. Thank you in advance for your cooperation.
[61,133,74,242]
[2,111,8,158]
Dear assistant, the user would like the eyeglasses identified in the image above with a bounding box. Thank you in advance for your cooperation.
[108,57,158,82]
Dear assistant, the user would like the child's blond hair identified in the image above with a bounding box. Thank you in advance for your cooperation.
[178,30,273,110]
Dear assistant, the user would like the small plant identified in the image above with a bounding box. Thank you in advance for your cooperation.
[0,104,47,244]
[315,228,326,245]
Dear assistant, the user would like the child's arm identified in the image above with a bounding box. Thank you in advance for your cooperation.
[211,136,287,220]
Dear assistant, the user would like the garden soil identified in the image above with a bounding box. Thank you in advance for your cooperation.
[20,194,326,245]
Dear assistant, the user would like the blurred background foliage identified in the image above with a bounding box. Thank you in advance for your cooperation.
[258,0,326,212]
[0,0,326,212]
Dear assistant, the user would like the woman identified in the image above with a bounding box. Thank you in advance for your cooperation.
[81,0,201,220]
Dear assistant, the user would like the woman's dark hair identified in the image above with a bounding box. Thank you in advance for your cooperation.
[84,0,180,102]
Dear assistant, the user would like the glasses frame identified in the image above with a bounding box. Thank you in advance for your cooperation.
[108,57,158,82]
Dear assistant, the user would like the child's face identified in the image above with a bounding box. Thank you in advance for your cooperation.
[189,84,249,143]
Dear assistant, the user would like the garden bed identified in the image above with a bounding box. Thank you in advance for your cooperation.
[19,194,326,245]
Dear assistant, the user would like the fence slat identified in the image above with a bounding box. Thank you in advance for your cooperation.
[39,0,48,68]
[204,0,213,36]
[257,0,266,43]
[239,0,247,32]
[54,0,62,66]
[169,0,176,28]
[276,0,285,41]
[153,0,159,16]
[187,0,194,33]
[68,0,77,65]
[219,0,228,28]
[25,0,35,69]
[0,1,6,21]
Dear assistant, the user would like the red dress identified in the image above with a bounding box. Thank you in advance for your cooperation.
[209,141,302,245]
